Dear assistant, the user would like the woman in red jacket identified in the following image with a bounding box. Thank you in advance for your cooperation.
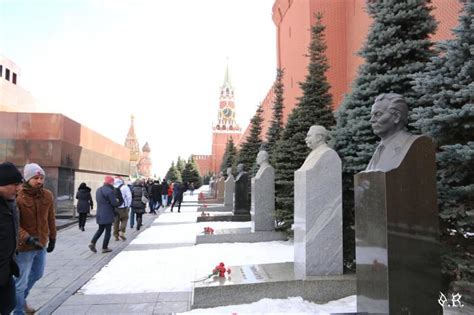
[167,183,173,206]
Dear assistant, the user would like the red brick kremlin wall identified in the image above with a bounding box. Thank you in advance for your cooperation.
[211,131,242,174]
[239,0,462,142]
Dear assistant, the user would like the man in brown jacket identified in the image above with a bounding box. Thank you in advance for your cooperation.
[14,163,56,315]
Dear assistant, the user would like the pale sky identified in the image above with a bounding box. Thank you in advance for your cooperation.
[0,0,276,177]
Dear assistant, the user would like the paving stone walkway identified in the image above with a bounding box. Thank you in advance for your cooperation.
[26,205,190,315]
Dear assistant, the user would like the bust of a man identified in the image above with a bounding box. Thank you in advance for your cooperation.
[234,163,250,212]
[235,163,247,181]
[257,150,270,167]
[366,93,420,172]
[299,125,331,170]
[225,167,234,181]
[255,150,272,177]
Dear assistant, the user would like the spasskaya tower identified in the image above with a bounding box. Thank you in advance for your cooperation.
[211,64,242,173]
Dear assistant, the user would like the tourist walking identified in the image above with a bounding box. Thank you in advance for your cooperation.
[161,179,169,207]
[131,180,148,230]
[170,182,186,213]
[151,180,161,211]
[0,162,23,315]
[146,179,156,214]
[15,163,57,315]
[189,182,195,195]
[167,183,173,206]
[113,177,132,241]
[88,176,119,254]
[75,182,93,231]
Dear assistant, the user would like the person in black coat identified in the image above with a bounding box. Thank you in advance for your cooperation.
[0,162,23,315]
[76,182,94,231]
[170,182,186,213]
[131,180,148,230]
[160,179,169,207]
[88,176,120,253]
[151,180,162,210]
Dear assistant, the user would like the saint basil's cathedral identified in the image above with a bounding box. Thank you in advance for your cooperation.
[124,115,153,178]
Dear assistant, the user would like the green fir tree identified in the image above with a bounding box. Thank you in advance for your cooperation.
[165,161,182,182]
[220,137,238,175]
[182,156,202,188]
[176,156,185,175]
[236,105,264,176]
[273,13,335,232]
[265,68,285,159]
[411,0,473,287]
[331,0,437,271]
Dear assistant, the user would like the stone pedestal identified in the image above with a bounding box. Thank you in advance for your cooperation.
[294,146,342,278]
[223,175,235,208]
[234,172,250,215]
[216,178,225,200]
[355,136,440,314]
[251,165,275,232]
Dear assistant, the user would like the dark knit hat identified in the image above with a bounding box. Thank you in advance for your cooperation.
[0,162,24,186]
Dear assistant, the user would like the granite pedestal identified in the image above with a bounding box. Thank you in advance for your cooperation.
[192,262,355,309]
[234,171,250,215]
[197,212,251,222]
[224,175,235,208]
[216,178,225,200]
[197,204,231,212]
[355,136,440,314]
[196,211,250,222]
[196,227,287,244]
[251,164,275,232]
[294,145,343,278]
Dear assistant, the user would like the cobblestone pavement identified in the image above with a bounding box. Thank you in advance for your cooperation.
[26,205,189,315]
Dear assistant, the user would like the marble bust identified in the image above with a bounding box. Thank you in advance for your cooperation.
[366,93,420,172]
[235,163,246,181]
[256,150,271,176]
[223,167,235,207]
[294,125,343,277]
[225,167,234,181]
[251,150,275,231]
[299,125,332,171]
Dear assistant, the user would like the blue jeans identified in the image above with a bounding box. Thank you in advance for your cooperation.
[162,195,168,207]
[129,208,135,227]
[14,249,46,314]
[91,224,112,249]
[149,199,156,213]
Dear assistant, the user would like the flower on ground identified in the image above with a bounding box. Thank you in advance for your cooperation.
[212,262,231,277]
[203,227,214,234]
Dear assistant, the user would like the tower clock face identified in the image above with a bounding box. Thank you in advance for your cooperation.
[223,107,233,117]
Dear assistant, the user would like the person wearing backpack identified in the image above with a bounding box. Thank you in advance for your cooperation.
[131,179,148,230]
[113,177,132,241]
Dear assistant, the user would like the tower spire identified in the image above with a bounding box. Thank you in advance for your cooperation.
[214,63,240,131]
[125,114,140,162]
[222,58,232,90]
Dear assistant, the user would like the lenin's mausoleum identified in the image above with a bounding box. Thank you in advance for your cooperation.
[194,0,462,176]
